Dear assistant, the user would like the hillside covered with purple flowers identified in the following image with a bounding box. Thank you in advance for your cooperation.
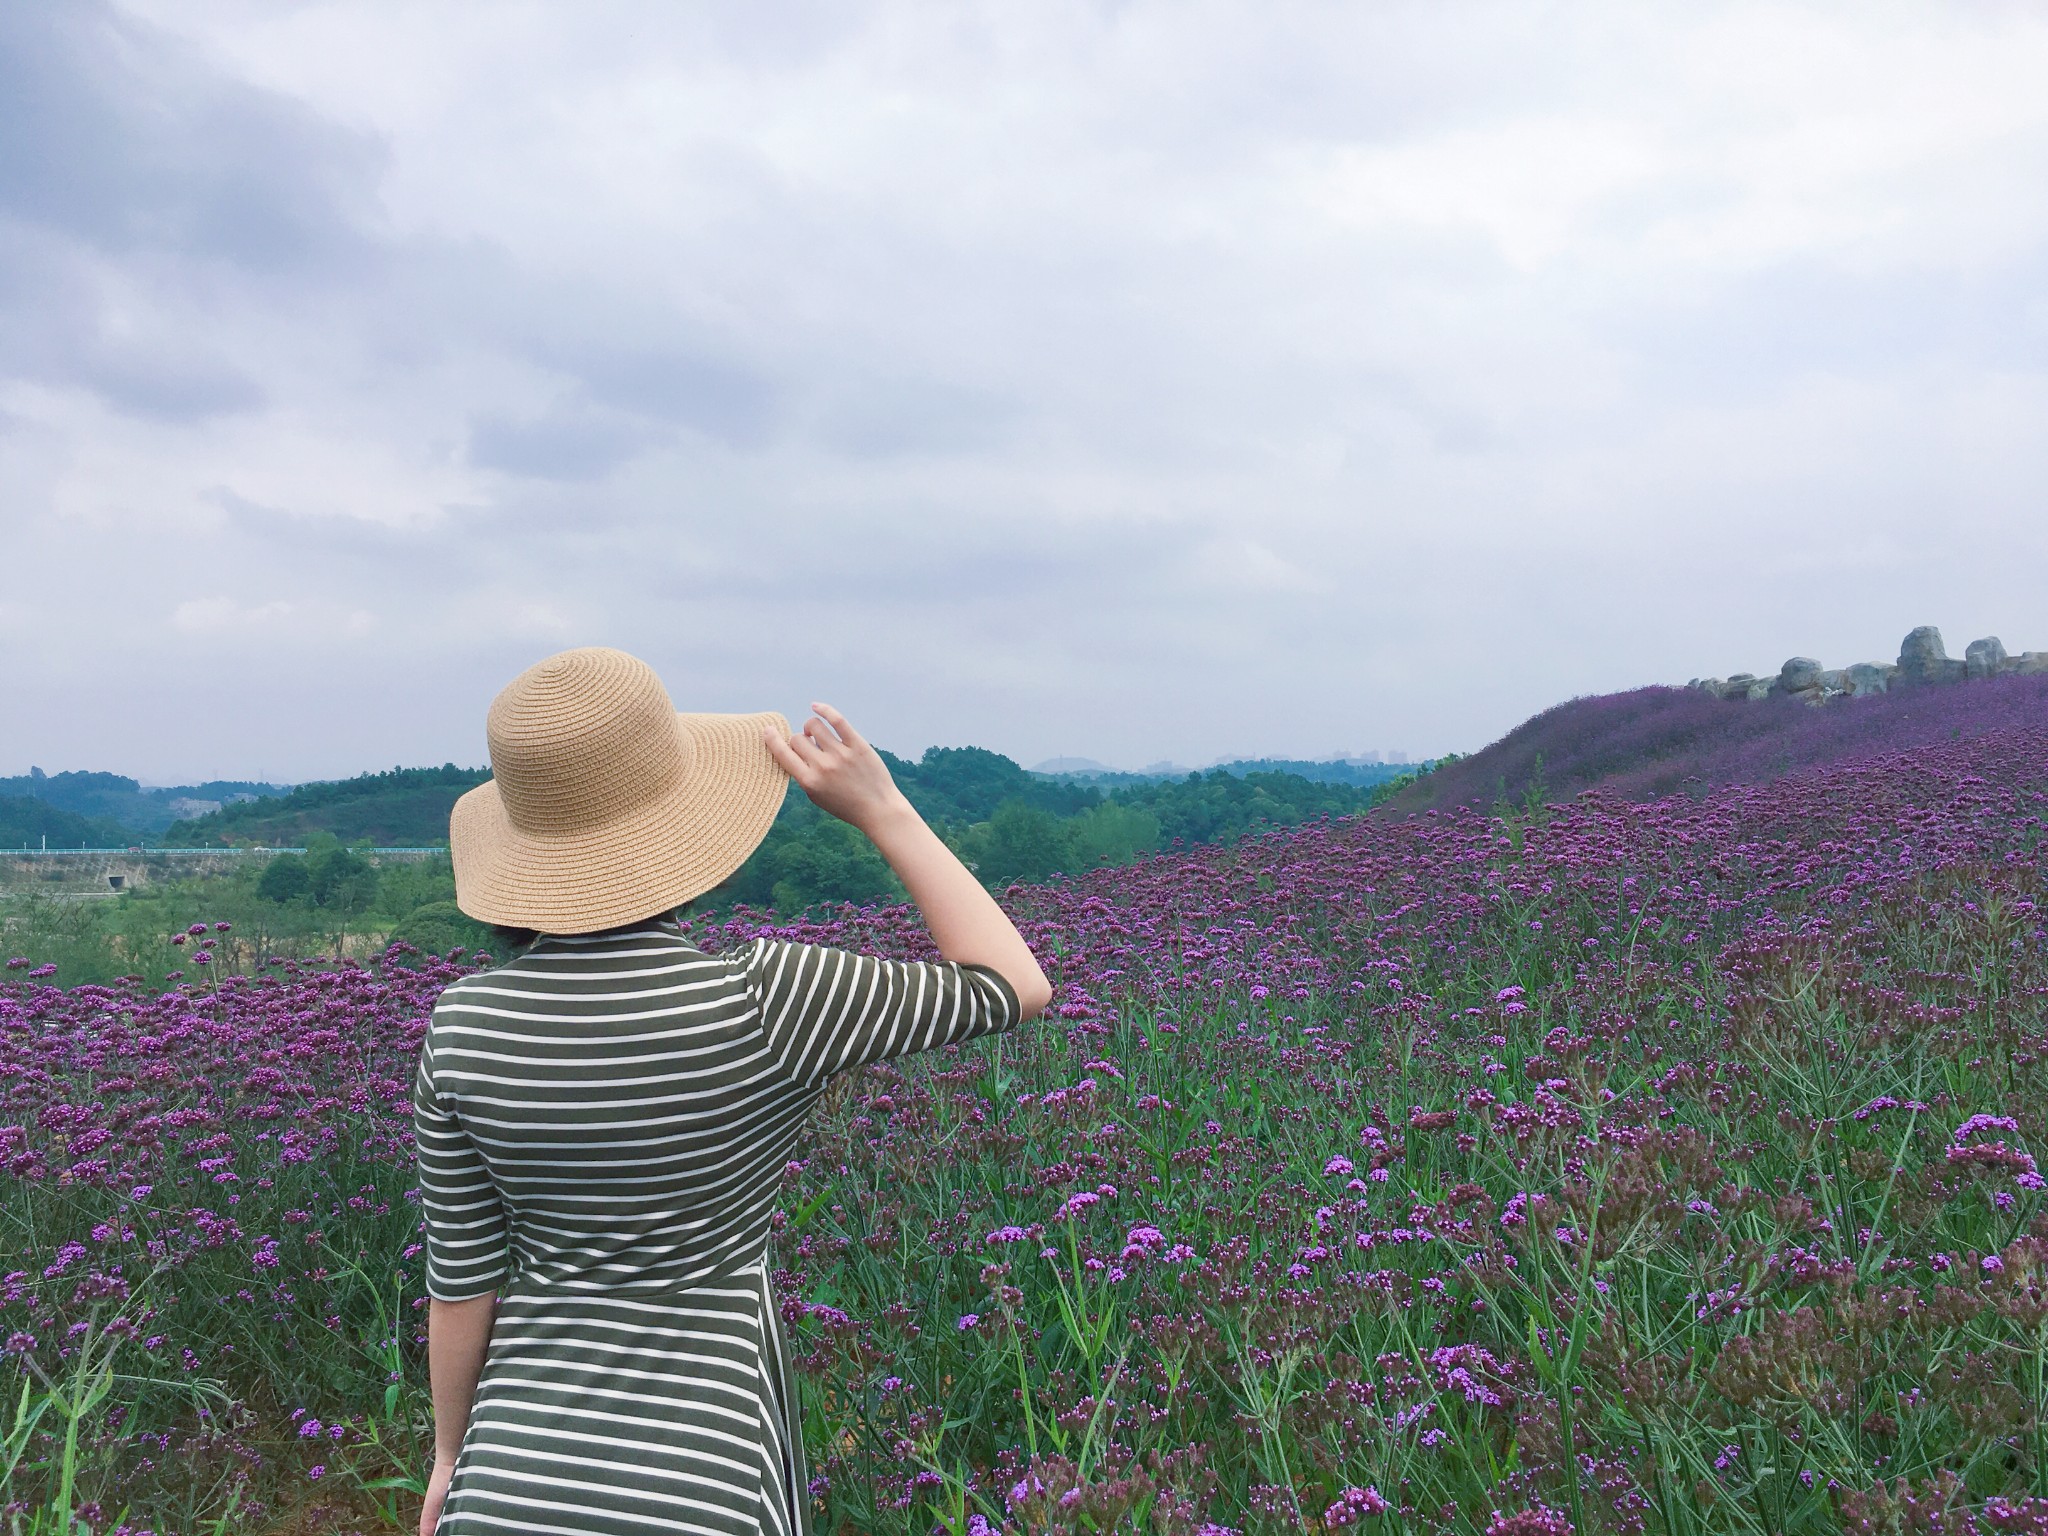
[1387,672,2048,815]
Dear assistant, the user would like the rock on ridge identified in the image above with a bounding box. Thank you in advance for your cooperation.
[1965,636,2007,681]
[1897,626,1966,688]
[1687,626,2047,705]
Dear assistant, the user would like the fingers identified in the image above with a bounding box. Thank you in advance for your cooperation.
[761,727,816,784]
[764,706,860,792]
[790,728,831,769]
[810,701,866,751]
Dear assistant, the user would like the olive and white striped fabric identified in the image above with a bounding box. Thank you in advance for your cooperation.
[411,915,1021,1535]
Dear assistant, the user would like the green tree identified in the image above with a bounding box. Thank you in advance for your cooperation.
[1062,800,1161,871]
[1111,769,1373,845]
[373,855,458,921]
[974,801,1070,886]
[763,819,903,912]
[304,835,379,914]
[256,855,312,904]
[390,901,496,961]
[883,746,1100,826]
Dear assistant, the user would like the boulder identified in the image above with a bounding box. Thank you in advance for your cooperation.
[1778,657,1825,693]
[1965,636,2007,681]
[1896,626,1966,687]
[1694,673,1754,700]
[1689,632,2035,700]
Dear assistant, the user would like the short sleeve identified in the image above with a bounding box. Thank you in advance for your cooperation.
[411,1022,511,1302]
[747,939,1023,1085]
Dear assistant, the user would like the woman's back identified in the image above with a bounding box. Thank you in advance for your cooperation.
[413,914,1019,1534]
[416,917,1019,1298]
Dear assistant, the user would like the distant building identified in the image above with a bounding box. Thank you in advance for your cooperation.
[167,798,222,819]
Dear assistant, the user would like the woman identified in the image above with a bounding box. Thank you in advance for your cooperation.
[412,647,1053,1535]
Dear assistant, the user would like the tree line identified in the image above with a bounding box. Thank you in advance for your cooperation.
[708,747,1415,912]
[230,748,1417,935]
[3,748,1427,982]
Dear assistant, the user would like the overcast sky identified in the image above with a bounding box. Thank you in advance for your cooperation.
[4,1,2045,784]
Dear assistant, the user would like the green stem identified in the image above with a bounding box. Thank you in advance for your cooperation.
[1012,1324,1038,1463]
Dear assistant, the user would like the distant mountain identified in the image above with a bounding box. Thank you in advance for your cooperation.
[0,794,139,851]
[1030,755,1117,774]
[1381,673,2048,815]
[1207,757,1418,789]
[0,769,290,838]
[1032,766,1165,788]
[160,765,491,847]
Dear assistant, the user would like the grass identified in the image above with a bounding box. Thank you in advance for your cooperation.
[0,717,2045,1533]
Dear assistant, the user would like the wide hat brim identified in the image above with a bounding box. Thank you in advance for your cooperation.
[449,710,790,934]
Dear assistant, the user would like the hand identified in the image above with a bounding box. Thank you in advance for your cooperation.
[763,703,914,835]
[421,1457,455,1535]
[763,702,1053,1017]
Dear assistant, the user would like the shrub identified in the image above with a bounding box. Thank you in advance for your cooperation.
[388,900,494,960]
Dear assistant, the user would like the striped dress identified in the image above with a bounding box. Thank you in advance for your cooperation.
[410,914,1021,1536]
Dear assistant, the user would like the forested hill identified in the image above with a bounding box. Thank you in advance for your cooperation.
[146,745,1417,911]
[710,755,1408,912]
[883,747,1100,822]
[0,770,288,839]
[0,794,138,851]
[155,751,1083,849]
[160,766,491,847]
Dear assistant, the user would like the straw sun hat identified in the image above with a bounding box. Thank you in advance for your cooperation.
[449,647,790,934]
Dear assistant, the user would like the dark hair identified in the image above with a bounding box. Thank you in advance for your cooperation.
[486,923,540,954]
[485,906,683,956]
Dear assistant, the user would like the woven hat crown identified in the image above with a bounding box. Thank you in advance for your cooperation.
[486,648,692,837]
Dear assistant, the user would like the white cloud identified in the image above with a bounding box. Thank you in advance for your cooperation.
[1183,537,1331,595]
[1294,117,1667,270]
[171,598,293,633]
[3,0,2045,779]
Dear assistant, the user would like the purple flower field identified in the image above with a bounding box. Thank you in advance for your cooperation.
[1392,673,2048,813]
[4,715,2048,1534]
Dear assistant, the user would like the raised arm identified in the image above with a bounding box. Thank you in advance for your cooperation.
[763,703,1054,1020]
